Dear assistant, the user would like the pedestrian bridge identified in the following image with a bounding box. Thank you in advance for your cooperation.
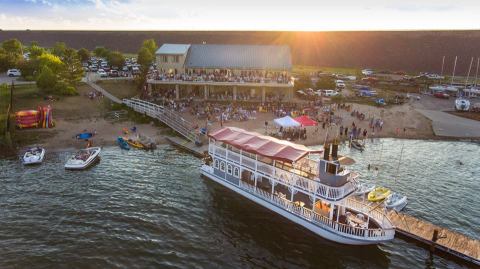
[123,98,202,145]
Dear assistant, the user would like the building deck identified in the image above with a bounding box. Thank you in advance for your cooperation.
[388,211,480,266]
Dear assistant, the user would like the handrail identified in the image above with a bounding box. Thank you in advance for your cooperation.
[211,144,357,201]
[238,181,395,241]
[344,198,394,229]
[123,98,201,144]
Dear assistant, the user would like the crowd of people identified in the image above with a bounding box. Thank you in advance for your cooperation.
[150,70,291,85]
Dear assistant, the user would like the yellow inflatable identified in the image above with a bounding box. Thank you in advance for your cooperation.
[123,137,145,149]
[367,187,391,202]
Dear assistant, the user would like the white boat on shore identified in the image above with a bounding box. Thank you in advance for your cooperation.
[22,147,45,165]
[65,147,101,170]
[201,127,395,245]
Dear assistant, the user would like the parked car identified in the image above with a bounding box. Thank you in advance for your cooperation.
[323,90,339,97]
[7,69,21,77]
[89,65,98,72]
[122,66,129,72]
[109,70,119,77]
[97,69,108,77]
[361,69,374,76]
[335,80,346,89]
[433,92,450,99]
[131,66,140,75]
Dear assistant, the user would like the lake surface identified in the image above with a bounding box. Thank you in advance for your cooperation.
[0,139,478,268]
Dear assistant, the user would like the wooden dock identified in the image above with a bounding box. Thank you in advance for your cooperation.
[388,211,480,266]
[165,136,208,157]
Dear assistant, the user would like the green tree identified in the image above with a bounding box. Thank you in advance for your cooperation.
[18,59,36,80]
[37,53,63,73]
[51,42,67,58]
[93,46,110,58]
[142,39,157,55]
[36,66,57,90]
[107,51,125,67]
[0,39,23,70]
[28,44,45,58]
[316,76,336,89]
[2,38,23,56]
[77,48,90,62]
[294,74,312,90]
[60,48,84,87]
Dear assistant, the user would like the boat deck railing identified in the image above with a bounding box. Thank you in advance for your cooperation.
[210,144,357,201]
[238,180,395,241]
[123,98,201,144]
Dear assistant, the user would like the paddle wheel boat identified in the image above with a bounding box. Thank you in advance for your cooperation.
[201,127,395,245]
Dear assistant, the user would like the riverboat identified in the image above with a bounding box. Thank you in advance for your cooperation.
[201,127,395,245]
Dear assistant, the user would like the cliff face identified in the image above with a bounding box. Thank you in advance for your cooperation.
[1,30,479,74]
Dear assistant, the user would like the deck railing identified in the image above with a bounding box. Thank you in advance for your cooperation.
[238,180,395,241]
[123,98,201,144]
[211,144,357,201]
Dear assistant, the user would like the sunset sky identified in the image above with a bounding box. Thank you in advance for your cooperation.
[0,0,478,31]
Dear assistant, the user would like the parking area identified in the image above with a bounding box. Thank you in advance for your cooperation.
[0,73,35,85]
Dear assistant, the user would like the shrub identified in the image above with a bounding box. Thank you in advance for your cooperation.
[52,81,78,96]
[36,66,57,90]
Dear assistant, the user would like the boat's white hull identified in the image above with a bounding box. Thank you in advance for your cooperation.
[22,148,45,165]
[385,196,408,212]
[201,165,387,245]
[65,147,101,170]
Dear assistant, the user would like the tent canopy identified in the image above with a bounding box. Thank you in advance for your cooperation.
[294,115,318,127]
[209,127,322,163]
[273,116,300,128]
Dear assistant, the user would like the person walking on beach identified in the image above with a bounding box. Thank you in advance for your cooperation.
[339,125,344,137]
[344,127,348,136]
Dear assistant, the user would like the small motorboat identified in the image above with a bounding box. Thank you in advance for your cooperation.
[22,147,45,165]
[351,140,365,151]
[138,134,156,150]
[65,147,101,170]
[117,137,130,150]
[76,132,93,140]
[455,98,470,111]
[354,182,376,196]
[385,192,408,211]
[123,137,145,149]
[367,187,391,202]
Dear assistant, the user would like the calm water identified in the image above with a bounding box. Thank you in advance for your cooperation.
[0,140,478,269]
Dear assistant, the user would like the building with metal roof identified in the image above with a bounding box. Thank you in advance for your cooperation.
[151,43,294,102]
[185,44,291,71]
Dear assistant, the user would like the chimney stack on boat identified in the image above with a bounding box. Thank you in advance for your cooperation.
[332,139,339,159]
[323,143,330,160]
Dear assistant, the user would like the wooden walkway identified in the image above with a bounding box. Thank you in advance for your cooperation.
[388,211,480,266]
[165,136,208,157]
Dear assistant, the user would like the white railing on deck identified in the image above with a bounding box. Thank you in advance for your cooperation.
[237,181,395,241]
[123,98,200,144]
[210,144,357,201]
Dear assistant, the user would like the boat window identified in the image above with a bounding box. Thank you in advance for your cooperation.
[214,159,219,169]
[227,164,232,175]
[233,167,240,177]
[220,161,225,172]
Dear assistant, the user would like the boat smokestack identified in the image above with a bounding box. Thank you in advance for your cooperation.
[332,139,339,159]
[323,143,330,160]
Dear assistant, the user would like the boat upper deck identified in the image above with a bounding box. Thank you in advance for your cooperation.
[208,128,358,202]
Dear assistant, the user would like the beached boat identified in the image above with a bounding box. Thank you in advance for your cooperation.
[123,137,145,149]
[354,182,376,196]
[455,98,471,111]
[351,140,365,151]
[367,187,391,202]
[117,137,130,150]
[65,147,101,170]
[76,132,93,140]
[22,147,45,165]
[385,192,408,211]
[201,127,395,245]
